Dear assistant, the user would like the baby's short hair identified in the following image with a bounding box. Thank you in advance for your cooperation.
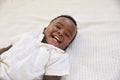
[50,15,77,27]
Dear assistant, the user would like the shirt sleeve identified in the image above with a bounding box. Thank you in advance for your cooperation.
[0,32,33,48]
[45,51,70,76]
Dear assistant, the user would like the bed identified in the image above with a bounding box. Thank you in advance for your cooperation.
[0,0,120,80]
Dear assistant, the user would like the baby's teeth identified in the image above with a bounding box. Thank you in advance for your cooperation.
[55,36,60,41]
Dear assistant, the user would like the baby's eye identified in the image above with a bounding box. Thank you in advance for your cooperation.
[65,33,70,38]
[55,25,61,29]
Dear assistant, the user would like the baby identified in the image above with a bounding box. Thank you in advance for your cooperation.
[0,15,77,80]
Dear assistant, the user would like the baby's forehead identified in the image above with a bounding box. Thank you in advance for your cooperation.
[52,17,76,33]
[52,17,75,26]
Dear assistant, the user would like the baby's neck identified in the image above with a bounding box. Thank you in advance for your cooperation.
[41,37,47,43]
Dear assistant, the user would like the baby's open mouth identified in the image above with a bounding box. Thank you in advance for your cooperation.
[52,35,62,43]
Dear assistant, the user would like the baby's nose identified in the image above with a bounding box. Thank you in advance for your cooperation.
[58,30,64,35]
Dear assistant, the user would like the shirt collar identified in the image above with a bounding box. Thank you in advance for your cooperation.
[38,33,65,53]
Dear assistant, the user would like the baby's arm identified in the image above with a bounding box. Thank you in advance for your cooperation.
[42,75,61,80]
[0,44,12,55]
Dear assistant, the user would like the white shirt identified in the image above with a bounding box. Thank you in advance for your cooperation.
[0,32,69,80]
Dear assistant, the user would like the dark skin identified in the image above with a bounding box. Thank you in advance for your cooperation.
[42,75,61,80]
[0,44,12,55]
[43,17,76,50]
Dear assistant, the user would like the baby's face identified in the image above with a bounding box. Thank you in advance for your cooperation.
[44,17,77,50]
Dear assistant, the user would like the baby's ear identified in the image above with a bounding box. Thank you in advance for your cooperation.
[43,27,47,34]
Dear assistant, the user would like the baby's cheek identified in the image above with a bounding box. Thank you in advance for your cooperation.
[61,43,69,50]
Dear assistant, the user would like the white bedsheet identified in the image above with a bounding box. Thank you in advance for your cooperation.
[0,0,120,80]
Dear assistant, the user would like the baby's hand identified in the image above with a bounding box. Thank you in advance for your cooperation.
[0,44,12,55]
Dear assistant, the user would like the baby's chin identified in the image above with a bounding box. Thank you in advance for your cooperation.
[47,40,61,48]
